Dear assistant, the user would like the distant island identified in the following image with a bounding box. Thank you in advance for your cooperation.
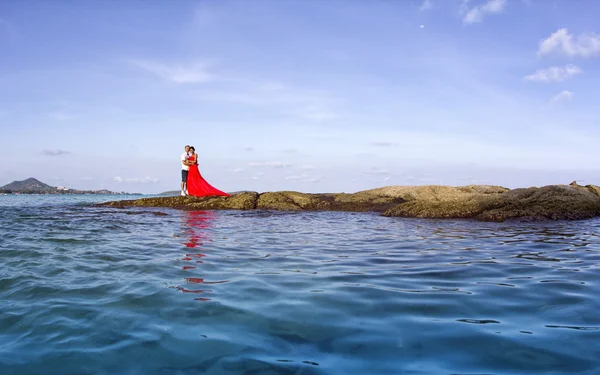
[0,178,141,195]
[157,190,181,196]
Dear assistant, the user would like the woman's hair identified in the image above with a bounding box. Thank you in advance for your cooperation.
[189,146,195,152]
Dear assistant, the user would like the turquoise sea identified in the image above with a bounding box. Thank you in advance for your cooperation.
[1,194,599,375]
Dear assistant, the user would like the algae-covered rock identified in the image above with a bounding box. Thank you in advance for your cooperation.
[256,191,405,212]
[256,192,306,211]
[100,190,404,213]
[585,185,600,197]
[382,184,600,222]
[363,184,509,201]
[98,183,600,222]
[100,192,259,210]
[367,185,509,219]
[381,191,499,219]
[476,185,600,222]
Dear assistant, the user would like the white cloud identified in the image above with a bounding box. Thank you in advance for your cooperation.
[524,64,582,82]
[113,176,159,184]
[463,0,506,24]
[285,174,321,183]
[248,161,291,168]
[300,165,317,170]
[232,168,244,173]
[550,90,573,104]
[137,177,160,184]
[42,149,70,156]
[265,161,290,168]
[48,112,79,121]
[419,0,433,11]
[364,168,391,176]
[300,107,339,122]
[538,28,600,58]
[371,141,398,147]
[130,60,214,83]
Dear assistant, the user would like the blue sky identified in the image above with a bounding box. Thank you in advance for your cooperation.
[1,0,599,194]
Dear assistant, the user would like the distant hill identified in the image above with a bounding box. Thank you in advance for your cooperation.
[2,178,55,192]
[0,178,141,195]
[158,190,181,196]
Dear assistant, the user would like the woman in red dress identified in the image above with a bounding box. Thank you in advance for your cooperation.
[186,146,230,197]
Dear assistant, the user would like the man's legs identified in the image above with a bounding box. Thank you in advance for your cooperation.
[181,170,188,196]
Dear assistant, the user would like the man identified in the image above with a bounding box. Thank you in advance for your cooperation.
[181,145,192,196]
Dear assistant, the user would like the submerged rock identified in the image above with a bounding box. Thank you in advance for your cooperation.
[98,183,600,222]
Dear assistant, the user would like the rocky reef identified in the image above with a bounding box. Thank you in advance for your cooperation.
[98,181,600,222]
[99,191,406,213]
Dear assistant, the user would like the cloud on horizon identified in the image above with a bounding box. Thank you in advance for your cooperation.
[248,162,291,168]
[285,174,321,183]
[42,149,71,156]
[113,176,159,184]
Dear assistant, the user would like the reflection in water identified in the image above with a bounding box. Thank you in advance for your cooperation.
[183,210,214,249]
[175,211,232,301]
[178,211,215,300]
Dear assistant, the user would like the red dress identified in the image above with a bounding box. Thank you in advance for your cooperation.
[186,155,230,197]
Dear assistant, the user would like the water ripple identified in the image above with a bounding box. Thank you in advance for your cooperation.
[1,196,600,374]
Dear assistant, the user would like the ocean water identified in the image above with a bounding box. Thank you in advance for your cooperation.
[1,195,600,375]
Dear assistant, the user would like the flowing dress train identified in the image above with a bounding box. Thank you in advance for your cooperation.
[186,155,230,197]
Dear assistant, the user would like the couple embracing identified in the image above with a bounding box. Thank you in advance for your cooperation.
[180,145,229,197]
